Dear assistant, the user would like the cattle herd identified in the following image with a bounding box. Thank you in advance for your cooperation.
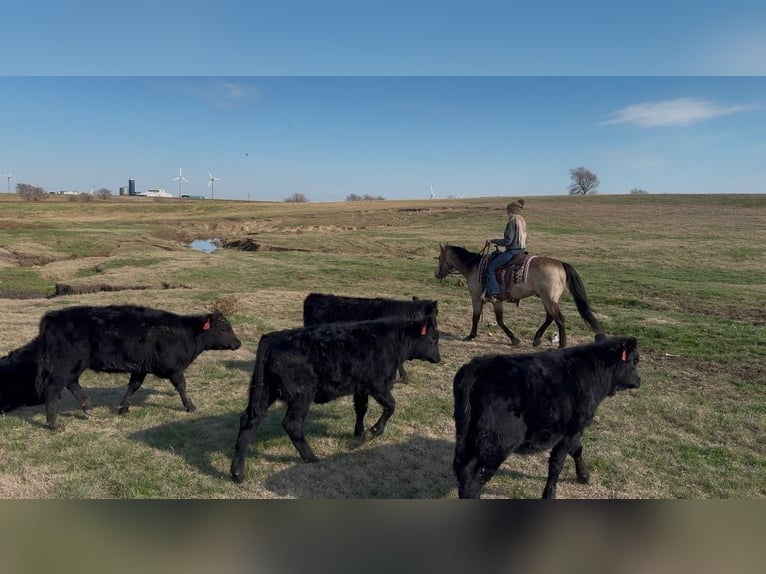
[0,291,641,499]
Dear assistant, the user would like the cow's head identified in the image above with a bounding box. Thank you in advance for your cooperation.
[597,334,641,394]
[412,316,440,364]
[200,311,242,350]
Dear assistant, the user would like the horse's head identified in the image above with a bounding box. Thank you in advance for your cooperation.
[435,243,454,280]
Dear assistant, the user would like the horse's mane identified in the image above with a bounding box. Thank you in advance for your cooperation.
[446,244,482,268]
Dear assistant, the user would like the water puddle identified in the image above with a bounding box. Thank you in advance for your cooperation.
[187,238,221,253]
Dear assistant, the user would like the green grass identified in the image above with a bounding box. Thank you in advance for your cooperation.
[0,193,764,499]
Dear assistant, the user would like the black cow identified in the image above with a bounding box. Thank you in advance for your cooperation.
[36,304,242,430]
[0,338,91,414]
[453,334,640,499]
[303,293,438,382]
[230,315,441,483]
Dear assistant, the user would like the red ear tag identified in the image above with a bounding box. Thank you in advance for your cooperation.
[203,318,211,331]
[420,324,427,336]
[621,348,627,362]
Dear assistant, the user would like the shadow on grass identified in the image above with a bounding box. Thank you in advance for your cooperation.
[222,359,254,374]
[129,407,456,498]
[129,407,338,480]
[262,436,455,498]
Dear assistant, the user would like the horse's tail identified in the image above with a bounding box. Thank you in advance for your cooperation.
[563,262,603,334]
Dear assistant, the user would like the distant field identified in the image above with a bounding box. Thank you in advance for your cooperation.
[0,193,764,499]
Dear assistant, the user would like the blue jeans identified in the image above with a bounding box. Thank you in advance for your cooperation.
[486,249,521,295]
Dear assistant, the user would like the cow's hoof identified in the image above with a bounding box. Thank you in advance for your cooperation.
[532,338,542,347]
[576,474,590,485]
[49,423,64,432]
[231,471,245,484]
[118,406,129,415]
[463,335,476,342]
[185,405,197,413]
[511,338,521,346]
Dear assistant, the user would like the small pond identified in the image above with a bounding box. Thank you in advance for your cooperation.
[187,238,221,253]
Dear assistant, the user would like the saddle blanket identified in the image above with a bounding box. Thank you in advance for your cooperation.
[495,254,535,290]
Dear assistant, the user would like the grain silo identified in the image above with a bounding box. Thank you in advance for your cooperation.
[128,179,136,196]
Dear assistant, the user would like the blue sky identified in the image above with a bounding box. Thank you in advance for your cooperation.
[1,2,765,201]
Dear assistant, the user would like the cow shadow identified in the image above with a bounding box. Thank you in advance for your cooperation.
[262,436,455,498]
[129,407,340,480]
[222,359,254,375]
[3,385,171,429]
[130,410,456,497]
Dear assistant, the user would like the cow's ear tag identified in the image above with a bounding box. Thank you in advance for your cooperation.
[621,348,627,362]
[420,324,427,336]
[203,318,212,331]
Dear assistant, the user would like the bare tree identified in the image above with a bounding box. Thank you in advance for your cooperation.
[567,167,600,195]
[94,187,113,200]
[346,193,361,201]
[16,182,48,201]
[284,192,309,203]
[630,188,649,195]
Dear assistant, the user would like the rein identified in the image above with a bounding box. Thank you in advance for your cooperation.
[441,244,488,277]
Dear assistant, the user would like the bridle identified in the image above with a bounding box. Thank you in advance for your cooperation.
[437,244,490,279]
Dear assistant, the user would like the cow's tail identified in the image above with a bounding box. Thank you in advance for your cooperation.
[452,362,476,474]
[34,316,53,397]
[563,262,603,334]
[246,333,275,416]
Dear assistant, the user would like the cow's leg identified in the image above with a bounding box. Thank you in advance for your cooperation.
[168,372,196,413]
[455,456,481,499]
[353,393,369,438]
[40,365,76,431]
[542,440,572,499]
[397,363,408,383]
[459,449,506,499]
[569,436,590,484]
[66,381,92,413]
[532,313,554,347]
[230,385,279,483]
[282,400,318,463]
[492,301,521,345]
[118,373,147,415]
[43,383,64,431]
[364,385,396,440]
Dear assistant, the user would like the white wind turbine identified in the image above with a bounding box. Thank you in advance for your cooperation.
[172,168,189,197]
[429,181,436,200]
[3,172,11,194]
[208,171,221,199]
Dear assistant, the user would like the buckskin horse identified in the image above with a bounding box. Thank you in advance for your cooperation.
[435,243,602,347]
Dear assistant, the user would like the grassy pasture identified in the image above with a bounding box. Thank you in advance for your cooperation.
[0,193,763,499]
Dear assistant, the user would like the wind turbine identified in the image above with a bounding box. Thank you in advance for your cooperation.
[208,171,221,199]
[172,168,189,197]
[3,173,11,194]
[429,181,436,200]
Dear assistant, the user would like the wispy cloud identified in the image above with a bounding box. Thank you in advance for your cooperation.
[601,97,757,127]
[171,78,260,107]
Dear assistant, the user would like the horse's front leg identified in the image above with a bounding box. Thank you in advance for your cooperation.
[493,302,521,346]
[465,296,482,340]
